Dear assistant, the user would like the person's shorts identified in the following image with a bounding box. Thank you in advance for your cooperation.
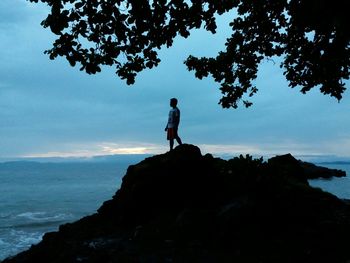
[167,128,178,140]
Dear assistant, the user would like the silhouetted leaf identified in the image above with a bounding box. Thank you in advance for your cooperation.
[29,0,350,109]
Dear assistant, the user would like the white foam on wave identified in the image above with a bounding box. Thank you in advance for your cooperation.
[8,229,43,245]
[0,230,43,260]
[0,238,11,260]
[16,212,46,220]
[16,211,73,222]
[12,230,43,246]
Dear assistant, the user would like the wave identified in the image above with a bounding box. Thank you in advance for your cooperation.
[0,211,74,230]
[0,219,68,230]
[0,230,43,260]
[11,230,43,246]
[1,211,73,222]
[16,211,72,221]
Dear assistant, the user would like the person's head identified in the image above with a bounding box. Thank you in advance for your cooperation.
[170,98,178,107]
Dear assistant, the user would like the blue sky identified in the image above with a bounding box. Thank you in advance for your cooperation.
[0,0,349,159]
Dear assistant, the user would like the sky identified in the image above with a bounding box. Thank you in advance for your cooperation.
[0,0,349,160]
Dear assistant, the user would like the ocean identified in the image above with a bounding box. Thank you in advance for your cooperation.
[0,160,349,260]
[0,161,133,260]
[308,163,350,199]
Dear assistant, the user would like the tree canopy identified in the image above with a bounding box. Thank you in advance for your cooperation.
[29,0,350,108]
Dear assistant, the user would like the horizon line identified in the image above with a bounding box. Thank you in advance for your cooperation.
[1,143,350,161]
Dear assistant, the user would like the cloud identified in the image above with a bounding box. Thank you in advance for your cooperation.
[20,141,168,157]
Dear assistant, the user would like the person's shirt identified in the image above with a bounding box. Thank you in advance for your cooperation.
[167,107,180,128]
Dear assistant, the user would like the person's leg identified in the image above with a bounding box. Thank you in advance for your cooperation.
[175,135,182,145]
[167,128,174,151]
[174,128,182,145]
[170,139,174,150]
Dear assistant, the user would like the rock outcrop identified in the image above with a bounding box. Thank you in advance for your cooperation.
[3,144,350,263]
[300,159,346,179]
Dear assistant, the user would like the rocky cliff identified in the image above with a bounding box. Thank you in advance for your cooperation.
[3,144,350,263]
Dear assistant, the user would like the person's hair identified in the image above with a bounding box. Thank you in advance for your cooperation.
[170,98,178,106]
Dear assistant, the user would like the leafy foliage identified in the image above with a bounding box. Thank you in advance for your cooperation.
[29,0,350,108]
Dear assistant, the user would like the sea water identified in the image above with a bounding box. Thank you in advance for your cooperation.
[308,163,350,199]
[0,161,132,260]
[0,160,349,260]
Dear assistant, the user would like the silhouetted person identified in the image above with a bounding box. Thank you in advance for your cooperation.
[165,98,182,151]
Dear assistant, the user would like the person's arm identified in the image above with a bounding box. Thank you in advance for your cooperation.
[174,109,180,128]
[165,111,170,131]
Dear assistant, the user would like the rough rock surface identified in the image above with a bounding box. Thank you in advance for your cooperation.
[3,144,350,263]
